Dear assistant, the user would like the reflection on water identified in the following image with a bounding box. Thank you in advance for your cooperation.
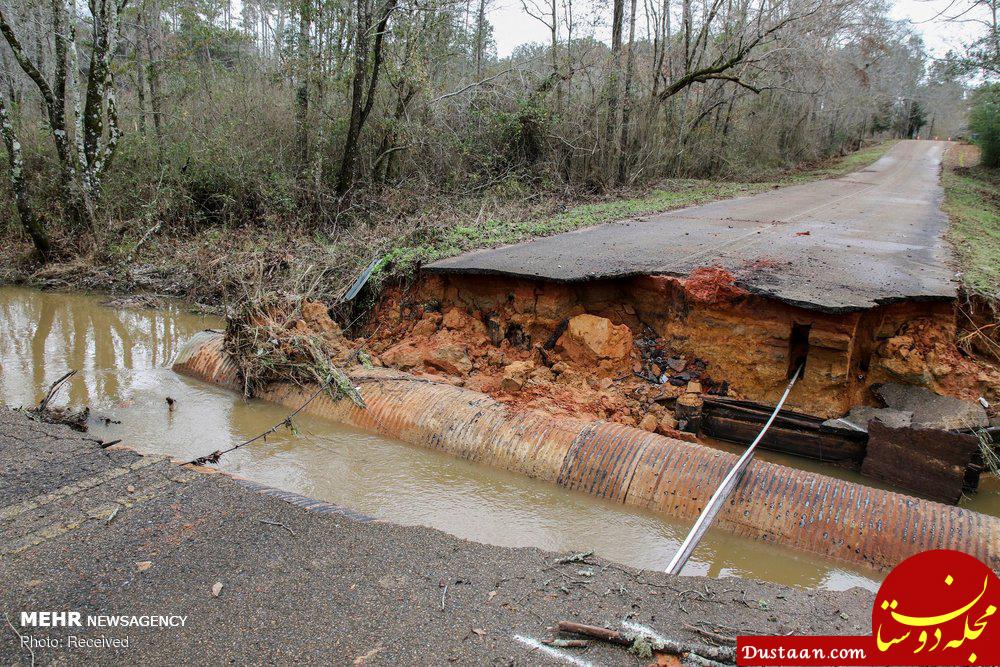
[3,286,995,592]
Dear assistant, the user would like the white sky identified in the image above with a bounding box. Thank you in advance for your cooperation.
[489,0,988,58]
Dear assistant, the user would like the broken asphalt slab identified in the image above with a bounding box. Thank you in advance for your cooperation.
[427,140,956,313]
[875,383,988,431]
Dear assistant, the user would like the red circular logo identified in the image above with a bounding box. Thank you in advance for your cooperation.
[873,550,1000,665]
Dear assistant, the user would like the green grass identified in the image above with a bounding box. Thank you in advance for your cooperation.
[943,151,1000,301]
[378,140,900,280]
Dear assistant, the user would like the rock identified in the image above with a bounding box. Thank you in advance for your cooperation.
[657,414,679,433]
[500,360,535,392]
[442,308,487,336]
[411,317,439,337]
[931,363,953,378]
[556,314,634,364]
[685,380,702,394]
[380,342,424,370]
[666,356,687,372]
[823,406,913,434]
[556,366,585,386]
[652,385,683,403]
[425,344,473,376]
[529,366,555,384]
[875,383,988,430]
[485,348,506,367]
[639,413,658,432]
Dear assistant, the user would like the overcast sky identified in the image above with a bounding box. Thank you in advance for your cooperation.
[488,0,987,58]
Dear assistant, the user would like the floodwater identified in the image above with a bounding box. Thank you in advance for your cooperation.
[2,286,997,593]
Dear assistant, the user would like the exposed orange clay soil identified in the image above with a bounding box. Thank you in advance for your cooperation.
[355,271,998,427]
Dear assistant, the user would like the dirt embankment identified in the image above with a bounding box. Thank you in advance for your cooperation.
[226,262,997,441]
[353,271,998,431]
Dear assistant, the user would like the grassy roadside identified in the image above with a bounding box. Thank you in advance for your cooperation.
[379,140,900,278]
[942,143,1000,303]
[0,140,900,307]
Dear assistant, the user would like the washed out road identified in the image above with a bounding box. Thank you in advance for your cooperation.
[428,140,957,312]
[0,408,874,664]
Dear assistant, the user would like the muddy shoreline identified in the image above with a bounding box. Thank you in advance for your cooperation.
[0,407,875,665]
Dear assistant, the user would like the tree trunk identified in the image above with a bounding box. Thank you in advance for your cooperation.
[0,95,50,257]
[603,0,624,178]
[337,0,396,198]
[297,0,312,170]
[474,0,487,78]
[617,0,637,184]
[337,0,372,197]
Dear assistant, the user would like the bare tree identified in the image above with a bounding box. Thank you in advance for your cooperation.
[0,0,127,242]
[0,89,49,255]
[337,0,398,197]
[604,0,624,173]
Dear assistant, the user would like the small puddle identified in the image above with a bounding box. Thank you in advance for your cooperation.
[3,286,997,592]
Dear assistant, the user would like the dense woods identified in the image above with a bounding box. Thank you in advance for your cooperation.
[0,0,992,288]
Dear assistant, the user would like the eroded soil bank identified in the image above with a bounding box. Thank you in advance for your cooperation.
[1,286,892,589]
[0,408,876,665]
[361,272,999,433]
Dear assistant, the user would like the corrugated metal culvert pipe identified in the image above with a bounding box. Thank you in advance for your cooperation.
[174,331,1000,572]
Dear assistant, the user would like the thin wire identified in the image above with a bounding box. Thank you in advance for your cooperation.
[665,363,803,575]
[186,380,331,466]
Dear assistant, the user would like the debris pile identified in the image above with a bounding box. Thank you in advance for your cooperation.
[23,369,89,431]
[870,316,999,407]
[224,295,365,405]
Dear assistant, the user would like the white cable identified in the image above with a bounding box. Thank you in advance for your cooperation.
[666,363,803,575]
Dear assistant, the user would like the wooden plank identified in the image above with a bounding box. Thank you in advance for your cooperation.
[861,421,979,504]
[701,397,867,466]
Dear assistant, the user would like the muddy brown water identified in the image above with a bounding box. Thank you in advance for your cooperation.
[3,287,997,592]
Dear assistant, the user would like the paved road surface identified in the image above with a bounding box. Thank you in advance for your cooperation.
[0,409,873,665]
[427,141,957,312]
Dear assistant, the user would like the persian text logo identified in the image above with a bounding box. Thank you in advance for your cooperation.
[873,549,999,665]
[737,550,1000,666]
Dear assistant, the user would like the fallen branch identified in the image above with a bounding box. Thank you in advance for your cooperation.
[556,621,736,664]
[541,638,589,648]
[259,519,297,537]
[25,369,88,432]
[37,370,76,412]
[682,622,737,646]
[557,621,629,646]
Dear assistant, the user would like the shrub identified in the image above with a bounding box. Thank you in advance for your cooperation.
[969,84,1000,168]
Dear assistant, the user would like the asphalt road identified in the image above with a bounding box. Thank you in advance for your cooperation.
[427,140,957,312]
[0,408,874,665]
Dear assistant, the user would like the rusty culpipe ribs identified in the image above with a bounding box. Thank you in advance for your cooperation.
[174,332,1000,572]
